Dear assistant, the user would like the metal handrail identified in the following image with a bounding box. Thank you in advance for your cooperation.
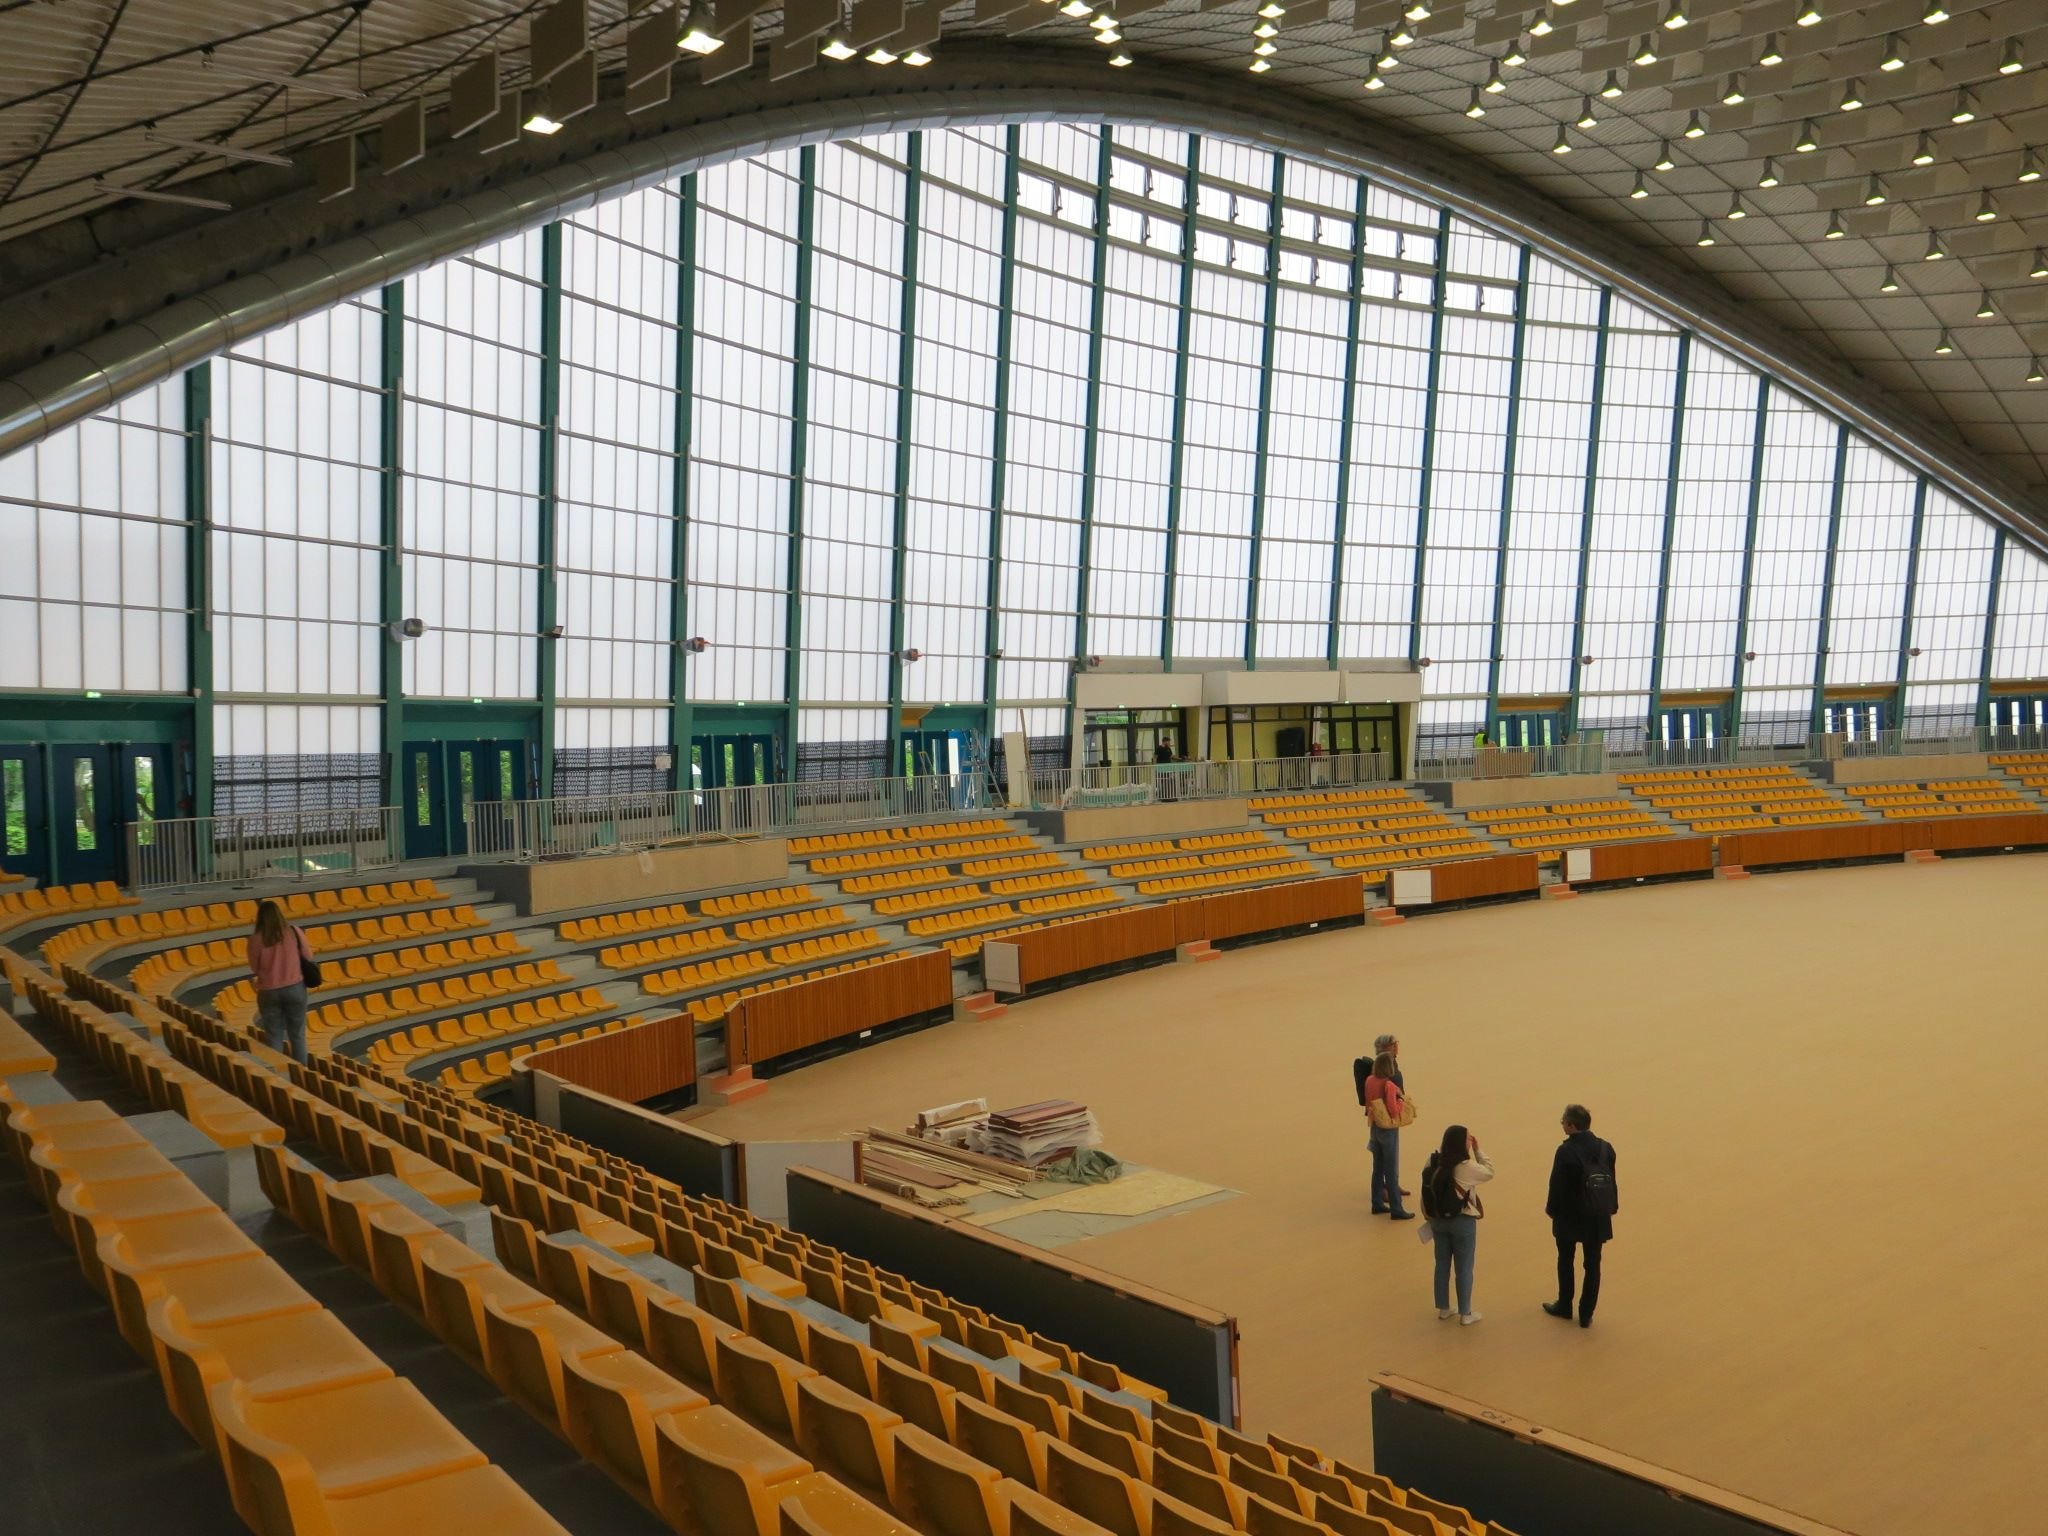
[126,806,404,889]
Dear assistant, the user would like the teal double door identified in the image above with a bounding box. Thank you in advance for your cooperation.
[401,738,530,860]
[1,740,175,887]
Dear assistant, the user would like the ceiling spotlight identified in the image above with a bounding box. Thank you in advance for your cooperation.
[1879,266,1900,293]
[1839,78,1863,111]
[1551,125,1573,154]
[2021,151,2043,183]
[1683,111,1706,139]
[1362,65,1384,87]
[1977,191,1999,222]
[1600,70,1623,99]
[1795,1,1822,24]
[1109,47,1132,65]
[1922,2,1949,22]
[1249,56,1271,71]
[1824,211,1845,239]
[523,111,564,135]
[1403,0,1430,18]
[1975,290,1996,318]
[1880,34,1906,71]
[677,24,725,53]
[1633,35,1658,66]
[1254,39,1277,55]
[1503,40,1528,66]
[1095,25,1120,41]
[1912,132,1936,166]
[1924,231,1947,261]
[1695,219,1715,246]
[1254,20,1277,35]
[1484,62,1507,92]
[1662,1,1687,30]
[903,47,932,64]
[1654,141,1676,171]
[1466,88,1487,117]
[1726,193,1746,220]
[1576,96,1597,128]
[1529,11,1553,36]
[1090,11,1115,25]
[865,44,899,61]
[2030,358,2045,384]
[1795,119,1818,152]
[2033,251,2048,278]
[1375,49,1397,69]
[1952,89,1977,124]
[1390,22,1415,44]
[1723,74,1746,105]
[1059,0,1091,15]
[1630,172,1650,199]
[1258,2,1285,15]
[2000,39,2025,75]
[1758,158,1780,188]
[1864,174,1888,205]
[821,35,858,59]
[1757,33,1782,66]
[1933,329,1953,355]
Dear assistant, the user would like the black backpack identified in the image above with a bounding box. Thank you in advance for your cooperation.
[1420,1155,1459,1220]
[1579,1141,1618,1221]
[1352,1056,1372,1106]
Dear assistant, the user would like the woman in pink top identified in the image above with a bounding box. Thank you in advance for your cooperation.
[246,899,311,1062]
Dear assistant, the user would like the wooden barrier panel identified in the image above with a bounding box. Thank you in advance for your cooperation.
[1421,852,1541,904]
[1585,837,1716,882]
[1174,875,1364,944]
[1920,811,2048,852]
[1009,904,1178,988]
[518,1013,697,1105]
[726,949,953,1070]
[1724,812,2048,869]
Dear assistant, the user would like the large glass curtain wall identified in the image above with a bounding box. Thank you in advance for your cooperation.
[2,121,2046,810]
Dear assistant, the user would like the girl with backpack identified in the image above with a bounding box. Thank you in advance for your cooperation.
[1423,1123,1495,1325]
[245,898,315,1064]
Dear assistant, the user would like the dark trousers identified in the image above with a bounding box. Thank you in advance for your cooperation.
[1555,1233,1603,1320]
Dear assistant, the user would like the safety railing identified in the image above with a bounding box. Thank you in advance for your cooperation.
[465,772,994,860]
[1822,726,2046,759]
[1412,742,1608,782]
[125,807,405,890]
[1020,753,1391,809]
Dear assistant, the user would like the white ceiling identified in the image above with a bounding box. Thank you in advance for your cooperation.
[2,0,2045,486]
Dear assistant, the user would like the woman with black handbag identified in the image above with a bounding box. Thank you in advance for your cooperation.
[245,898,316,1063]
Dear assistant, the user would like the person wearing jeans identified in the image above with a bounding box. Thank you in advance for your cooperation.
[246,897,312,1064]
[1423,1123,1495,1324]
[1363,1052,1414,1220]
[1544,1103,1618,1328]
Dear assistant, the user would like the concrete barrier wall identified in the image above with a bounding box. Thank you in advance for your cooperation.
[458,837,791,915]
[1819,752,1990,785]
[1020,798,1250,843]
[1446,773,1622,809]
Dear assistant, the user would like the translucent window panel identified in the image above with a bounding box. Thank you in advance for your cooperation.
[0,378,188,692]
[1660,346,1760,694]
[1258,285,1345,661]
[557,185,682,706]
[1175,268,1260,660]
[1992,539,2048,680]
[1090,240,1181,660]
[1499,296,1599,697]
[213,702,379,812]
[210,303,383,702]
[1337,300,1430,661]
[556,706,665,749]
[797,706,892,781]
[1417,311,1515,698]
[1743,393,1838,724]
[1822,440,1916,687]
[1905,490,1996,722]
[402,234,543,700]
[688,151,801,704]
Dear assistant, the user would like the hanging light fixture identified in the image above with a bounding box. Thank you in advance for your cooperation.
[1662,0,1688,30]
[1879,266,1900,293]
[1683,110,1706,138]
[1484,61,1507,92]
[1249,56,1271,71]
[1912,132,1936,166]
[1551,124,1573,154]
[1924,230,1947,261]
[1654,141,1676,172]
[1503,39,1528,66]
[1600,70,1623,99]
[1695,219,1715,246]
[1529,10,1553,37]
[2032,250,2048,278]
[1795,0,1822,24]
[2028,358,2045,384]
[1757,158,1780,188]
[1109,46,1132,65]
[1757,33,1783,66]
[1952,88,1978,124]
[1975,290,1996,318]
[2000,39,2025,74]
[1923,1,1950,22]
[1880,33,1907,71]
[1253,39,1277,55]
[1933,329,1954,354]
[1795,119,1819,152]
[1576,95,1597,129]
[1725,193,1746,220]
[1630,172,1650,199]
[1839,78,1864,112]
[1723,73,1746,105]
[1633,35,1658,66]
[1465,87,1487,118]
[1823,211,1845,239]
[1976,190,1999,222]
[1863,174,1888,206]
[2020,151,2043,183]
[1362,62,1384,87]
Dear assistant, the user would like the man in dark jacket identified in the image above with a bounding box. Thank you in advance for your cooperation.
[1542,1103,1617,1328]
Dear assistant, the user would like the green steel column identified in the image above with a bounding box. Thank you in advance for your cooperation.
[1890,476,1930,730]
[980,129,1021,729]
[1406,209,1454,668]
[376,284,405,803]
[1564,288,1613,734]
[535,223,564,799]
[1481,248,1534,732]
[885,136,924,762]
[669,176,699,774]
[1324,175,1370,668]
[1070,128,1114,691]
[1977,528,2008,723]
[1243,152,1287,670]
[783,148,819,767]
[1727,379,1772,737]
[1807,422,1851,735]
[1160,136,1202,669]
[183,366,215,820]
[1645,331,1693,726]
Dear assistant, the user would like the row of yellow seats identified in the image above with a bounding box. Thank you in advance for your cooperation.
[843,868,954,895]
[701,882,820,918]
[963,853,1067,877]
[599,923,733,971]
[1174,831,1270,852]
[874,884,986,916]
[1464,799,1635,823]
[309,960,572,1038]
[560,899,693,942]
[438,1014,645,1093]
[1334,840,1496,878]
[1304,828,1479,855]
[1989,752,2048,768]
[1619,766,1805,786]
[1847,778,2007,796]
[1879,802,2027,818]
[1020,888,1119,916]
[990,870,1094,897]
[787,817,1008,855]
[1081,840,1176,860]
[130,902,488,999]
[1860,793,2027,810]
[1507,825,1674,851]
[685,951,899,1024]
[812,837,1035,874]
[644,948,777,998]
[1137,862,1315,896]
[1265,809,1446,835]
[1082,833,1272,861]
[40,879,444,965]
[364,985,610,1070]
[215,930,530,1024]
[0,880,131,928]
[1651,795,1836,814]
[769,929,883,967]
[908,902,1021,936]
[1477,812,1658,836]
[1248,787,1414,810]
[1107,848,1293,878]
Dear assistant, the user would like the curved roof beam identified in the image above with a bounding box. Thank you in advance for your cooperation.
[0,43,2042,554]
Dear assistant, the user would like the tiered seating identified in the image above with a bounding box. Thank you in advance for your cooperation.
[0,879,133,934]
[363,984,613,1073]
[641,928,886,999]
[810,836,1039,875]
[1246,789,1491,881]
[906,891,1117,940]
[1136,862,1319,896]
[1462,799,1673,854]
[601,903,852,972]
[1618,767,1859,833]
[1841,778,2034,817]
[307,959,576,1045]
[131,900,487,1000]
[438,1013,648,1097]
[788,818,1011,856]
[213,930,530,1028]
[45,879,449,971]
[702,883,822,918]
[563,883,819,942]
[1991,750,2048,789]
[680,951,903,1026]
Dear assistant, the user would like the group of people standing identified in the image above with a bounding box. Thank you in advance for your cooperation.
[1356,1036,1619,1328]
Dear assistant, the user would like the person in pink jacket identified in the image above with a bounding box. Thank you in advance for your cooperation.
[245,899,311,1062]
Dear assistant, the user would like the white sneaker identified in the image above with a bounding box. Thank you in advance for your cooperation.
[1460,1312,1483,1326]
[1437,1308,1455,1320]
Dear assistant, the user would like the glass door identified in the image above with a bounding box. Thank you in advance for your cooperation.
[50,745,119,886]
[0,748,46,885]
[403,741,449,860]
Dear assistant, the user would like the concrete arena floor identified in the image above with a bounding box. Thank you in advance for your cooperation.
[695,854,2048,1536]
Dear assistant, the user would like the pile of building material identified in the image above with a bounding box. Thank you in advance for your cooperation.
[858,1126,1040,1205]
[973,1099,1101,1168]
[912,1097,990,1147]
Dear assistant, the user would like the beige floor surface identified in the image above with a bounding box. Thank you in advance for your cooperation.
[693,856,2048,1536]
